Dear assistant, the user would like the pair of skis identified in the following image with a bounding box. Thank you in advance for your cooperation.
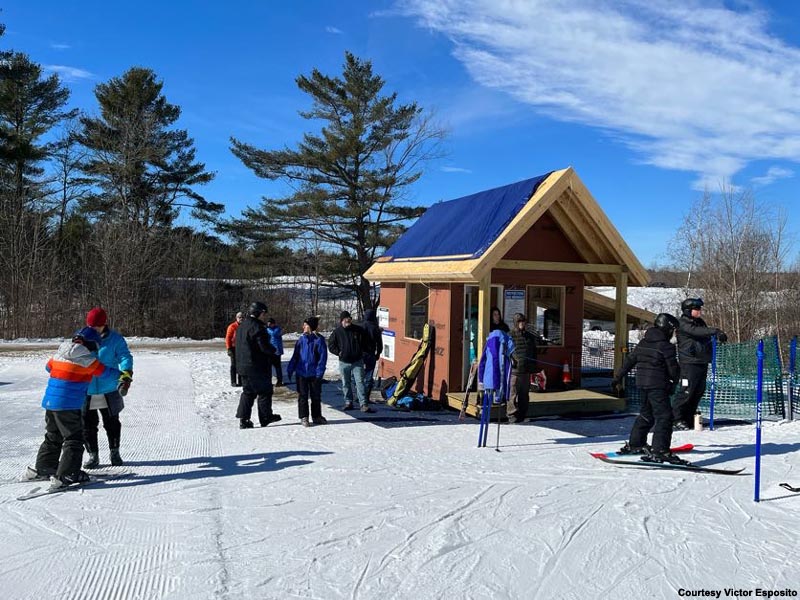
[591,444,745,475]
[17,470,132,501]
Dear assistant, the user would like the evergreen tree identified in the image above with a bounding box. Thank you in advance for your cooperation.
[229,52,444,312]
[78,67,220,229]
[0,50,75,335]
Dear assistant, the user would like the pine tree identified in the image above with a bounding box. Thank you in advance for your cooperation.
[78,67,219,229]
[0,51,75,335]
[229,52,444,312]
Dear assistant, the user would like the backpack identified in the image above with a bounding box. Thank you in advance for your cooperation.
[380,376,398,401]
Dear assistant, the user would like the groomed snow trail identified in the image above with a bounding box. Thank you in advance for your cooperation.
[1,349,799,599]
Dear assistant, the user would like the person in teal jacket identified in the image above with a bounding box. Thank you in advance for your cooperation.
[82,307,133,469]
[266,317,284,386]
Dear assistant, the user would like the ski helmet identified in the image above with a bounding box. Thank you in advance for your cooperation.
[681,298,704,315]
[73,326,102,352]
[248,301,268,317]
[654,313,679,336]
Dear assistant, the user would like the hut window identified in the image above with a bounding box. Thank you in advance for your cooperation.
[406,283,429,339]
[527,285,563,346]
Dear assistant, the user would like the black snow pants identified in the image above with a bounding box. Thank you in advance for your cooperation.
[629,387,673,453]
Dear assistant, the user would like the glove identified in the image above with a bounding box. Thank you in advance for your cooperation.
[227,348,234,357]
[118,370,133,397]
[717,331,728,343]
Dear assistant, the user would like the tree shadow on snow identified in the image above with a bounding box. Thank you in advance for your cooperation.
[108,450,333,489]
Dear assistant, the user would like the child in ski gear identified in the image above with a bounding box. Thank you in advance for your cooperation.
[225,311,244,387]
[507,313,537,423]
[672,298,727,430]
[235,302,281,428]
[328,311,372,412]
[287,316,328,426]
[82,308,133,468]
[361,309,383,398]
[612,313,684,464]
[266,317,284,386]
[489,306,510,333]
[31,327,120,486]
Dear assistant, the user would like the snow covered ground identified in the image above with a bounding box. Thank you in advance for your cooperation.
[1,343,799,600]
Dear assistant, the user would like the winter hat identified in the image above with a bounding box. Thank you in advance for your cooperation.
[305,316,320,331]
[514,313,527,324]
[267,317,276,325]
[339,310,352,321]
[86,307,108,327]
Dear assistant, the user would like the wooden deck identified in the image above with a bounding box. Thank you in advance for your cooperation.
[445,389,626,419]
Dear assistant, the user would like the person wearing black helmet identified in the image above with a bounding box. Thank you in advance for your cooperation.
[672,298,728,430]
[611,313,684,464]
[234,301,282,428]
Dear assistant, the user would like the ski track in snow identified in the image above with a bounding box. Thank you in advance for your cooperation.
[0,349,799,598]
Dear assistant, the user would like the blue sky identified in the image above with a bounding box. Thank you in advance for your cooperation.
[4,0,800,266]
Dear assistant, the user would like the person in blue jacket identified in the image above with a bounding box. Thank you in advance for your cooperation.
[82,307,133,468]
[26,327,120,488]
[266,317,284,386]
[287,316,328,427]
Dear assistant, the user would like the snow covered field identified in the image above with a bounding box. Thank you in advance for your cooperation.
[1,343,799,600]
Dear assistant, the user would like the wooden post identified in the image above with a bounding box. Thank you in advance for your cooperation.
[477,273,491,361]
[614,270,628,374]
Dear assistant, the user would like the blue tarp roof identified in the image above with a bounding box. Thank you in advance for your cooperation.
[383,172,553,261]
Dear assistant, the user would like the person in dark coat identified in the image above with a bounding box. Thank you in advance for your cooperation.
[328,310,373,412]
[612,314,684,464]
[235,302,281,429]
[507,313,538,423]
[489,306,510,333]
[672,298,727,430]
[287,316,328,427]
[361,309,383,398]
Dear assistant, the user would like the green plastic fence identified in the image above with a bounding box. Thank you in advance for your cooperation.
[623,336,786,421]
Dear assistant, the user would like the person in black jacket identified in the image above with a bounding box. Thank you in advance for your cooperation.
[507,313,538,423]
[235,301,281,429]
[361,309,383,398]
[672,298,728,430]
[328,310,373,413]
[489,306,510,333]
[612,313,684,464]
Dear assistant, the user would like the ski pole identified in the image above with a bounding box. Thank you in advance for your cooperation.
[755,339,764,503]
[495,401,503,451]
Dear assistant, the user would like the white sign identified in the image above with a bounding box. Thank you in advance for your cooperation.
[504,289,526,328]
[381,329,396,362]
[377,306,389,329]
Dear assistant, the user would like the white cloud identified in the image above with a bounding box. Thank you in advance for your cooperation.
[44,65,93,81]
[326,26,344,34]
[751,165,794,186]
[396,0,800,187]
[50,43,71,50]
[441,165,472,173]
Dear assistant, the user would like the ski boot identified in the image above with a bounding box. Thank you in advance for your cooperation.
[641,450,692,466]
[23,466,54,481]
[50,470,91,490]
[618,442,651,455]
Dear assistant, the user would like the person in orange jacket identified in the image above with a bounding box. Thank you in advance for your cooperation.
[226,312,244,387]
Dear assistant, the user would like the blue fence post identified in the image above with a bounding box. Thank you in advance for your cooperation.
[709,336,717,431]
[790,337,797,422]
[754,340,764,503]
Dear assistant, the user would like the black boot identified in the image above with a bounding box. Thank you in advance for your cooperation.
[239,419,254,429]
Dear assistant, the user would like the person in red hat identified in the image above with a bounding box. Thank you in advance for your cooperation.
[82,307,133,468]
